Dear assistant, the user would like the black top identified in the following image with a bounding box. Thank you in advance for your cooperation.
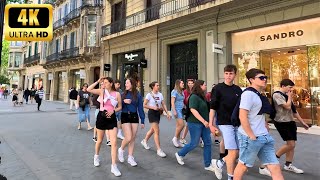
[78,90,91,104]
[69,89,78,100]
[24,89,30,97]
[210,82,242,125]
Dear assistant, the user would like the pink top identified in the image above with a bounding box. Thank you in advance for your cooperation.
[98,90,118,112]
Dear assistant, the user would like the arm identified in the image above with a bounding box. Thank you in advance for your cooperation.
[87,78,103,95]
[76,95,80,108]
[114,92,122,113]
[275,92,292,110]
[190,108,209,127]
[209,109,219,133]
[137,93,145,126]
[171,96,177,117]
[161,100,171,120]
[293,112,309,130]
[143,94,156,110]
[239,109,256,140]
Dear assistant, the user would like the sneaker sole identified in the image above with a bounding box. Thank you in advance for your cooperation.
[175,153,184,165]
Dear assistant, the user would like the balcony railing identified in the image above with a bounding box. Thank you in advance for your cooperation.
[82,0,103,8]
[53,18,65,30]
[46,53,59,62]
[43,0,56,5]
[59,47,80,60]
[65,8,81,24]
[24,53,40,64]
[102,0,214,37]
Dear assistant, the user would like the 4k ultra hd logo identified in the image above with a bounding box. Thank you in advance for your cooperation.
[5,4,53,41]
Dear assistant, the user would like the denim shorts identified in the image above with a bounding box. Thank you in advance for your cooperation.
[115,111,121,122]
[218,125,239,150]
[238,132,279,167]
[171,108,183,119]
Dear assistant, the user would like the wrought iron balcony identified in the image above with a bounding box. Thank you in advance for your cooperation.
[53,18,65,30]
[65,8,81,24]
[46,53,59,63]
[59,47,80,59]
[24,53,40,64]
[102,0,215,37]
[82,0,103,8]
[43,0,56,5]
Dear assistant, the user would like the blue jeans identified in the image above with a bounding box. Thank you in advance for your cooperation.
[178,122,212,167]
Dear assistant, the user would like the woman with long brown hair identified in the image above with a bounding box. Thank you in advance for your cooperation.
[141,81,171,157]
[171,79,185,148]
[87,77,122,177]
[117,78,145,167]
[175,80,218,172]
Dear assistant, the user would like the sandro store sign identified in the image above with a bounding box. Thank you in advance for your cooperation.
[232,18,320,53]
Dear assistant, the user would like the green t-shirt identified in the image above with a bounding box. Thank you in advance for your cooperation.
[187,94,209,123]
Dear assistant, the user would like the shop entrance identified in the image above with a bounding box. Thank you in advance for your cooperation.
[235,45,320,125]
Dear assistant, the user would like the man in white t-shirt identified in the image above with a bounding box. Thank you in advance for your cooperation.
[234,68,284,180]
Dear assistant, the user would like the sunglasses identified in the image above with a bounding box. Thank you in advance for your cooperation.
[255,76,268,81]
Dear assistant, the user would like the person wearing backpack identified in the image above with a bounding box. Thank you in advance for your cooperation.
[209,65,242,180]
[77,83,94,131]
[233,68,284,180]
[175,80,218,173]
[272,79,309,174]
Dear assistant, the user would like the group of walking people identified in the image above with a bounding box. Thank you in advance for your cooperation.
[75,64,308,179]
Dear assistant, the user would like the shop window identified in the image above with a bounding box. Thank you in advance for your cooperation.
[63,35,68,50]
[28,45,32,57]
[87,15,97,47]
[34,42,38,55]
[15,52,22,67]
[9,52,13,67]
[70,32,75,48]
[234,52,260,88]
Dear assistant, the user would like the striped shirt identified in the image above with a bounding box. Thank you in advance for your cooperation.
[36,90,45,99]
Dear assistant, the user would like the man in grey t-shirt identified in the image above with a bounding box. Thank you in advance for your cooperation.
[273,79,309,174]
[234,68,284,180]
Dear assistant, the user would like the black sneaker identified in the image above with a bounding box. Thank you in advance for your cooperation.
[215,140,220,145]
[92,137,97,143]
[106,140,111,146]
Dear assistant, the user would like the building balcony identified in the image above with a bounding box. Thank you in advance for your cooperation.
[82,0,103,8]
[65,7,81,25]
[53,18,65,30]
[59,47,80,60]
[102,0,216,37]
[46,53,59,63]
[24,53,40,64]
[43,0,55,5]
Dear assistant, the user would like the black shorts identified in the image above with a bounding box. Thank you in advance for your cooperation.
[96,111,117,130]
[148,109,160,123]
[121,112,139,124]
[274,121,297,141]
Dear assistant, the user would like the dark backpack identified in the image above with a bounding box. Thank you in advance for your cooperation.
[270,91,297,120]
[231,87,273,127]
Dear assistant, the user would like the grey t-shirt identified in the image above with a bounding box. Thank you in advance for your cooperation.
[238,91,268,137]
[273,92,294,123]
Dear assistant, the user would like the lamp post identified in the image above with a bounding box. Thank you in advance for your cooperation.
[0,0,6,67]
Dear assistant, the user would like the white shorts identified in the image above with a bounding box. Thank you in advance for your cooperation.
[218,125,239,150]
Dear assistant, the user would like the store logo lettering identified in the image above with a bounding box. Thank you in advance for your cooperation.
[260,30,304,41]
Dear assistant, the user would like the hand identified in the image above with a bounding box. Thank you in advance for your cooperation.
[106,110,114,118]
[153,107,159,111]
[97,77,105,83]
[287,91,293,98]
[302,122,309,130]
[249,136,257,140]
[124,99,132,104]
[140,124,145,129]
[209,125,218,135]
[203,121,209,128]
[173,110,177,118]
[265,122,270,132]
[167,114,171,120]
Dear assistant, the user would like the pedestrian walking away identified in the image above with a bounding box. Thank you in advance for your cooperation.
[118,78,145,167]
[171,79,185,148]
[175,80,218,173]
[69,87,78,110]
[272,79,309,174]
[24,88,30,104]
[87,77,122,177]
[233,68,284,180]
[181,79,194,145]
[141,81,171,158]
[76,84,94,130]
[209,65,243,180]
[35,87,44,111]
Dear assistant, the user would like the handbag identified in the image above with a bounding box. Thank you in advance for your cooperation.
[150,92,163,115]
[79,98,86,107]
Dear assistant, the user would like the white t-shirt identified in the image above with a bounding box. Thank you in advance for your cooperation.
[238,91,268,137]
[146,92,164,108]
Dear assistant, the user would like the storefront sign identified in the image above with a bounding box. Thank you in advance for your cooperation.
[125,53,138,61]
[104,64,111,71]
[140,59,147,68]
[80,69,86,79]
[232,18,320,53]
[212,43,223,54]
[34,74,39,78]
[48,73,53,80]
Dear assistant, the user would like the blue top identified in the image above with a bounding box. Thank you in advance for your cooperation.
[122,91,145,124]
[171,89,185,110]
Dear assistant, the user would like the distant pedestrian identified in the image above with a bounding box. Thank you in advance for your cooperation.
[3,89,8,99]
[69,87,78,110]
[87,77,122,177]
[30,88,36,104]
[24,88,31,104]
[12,89,18,106]
[141,81,171,158]
[17,88,24,105]
[76,83,94,130]
[114,79,124,140]
[35,87,44,111]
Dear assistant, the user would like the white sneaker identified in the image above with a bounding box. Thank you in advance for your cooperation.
[211,159,223,180]
[157,149,166,158]
[175,152,184,165]
[127,156,138,167]
[204,164,215,172]
[259,167,271,177]
[111,164,121,177]
[284,164,304,174]
[118,147,125,163]
[93,155,100,167]
[141,139,150,150]
[117,132,124,140]
[172,137,180,148]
